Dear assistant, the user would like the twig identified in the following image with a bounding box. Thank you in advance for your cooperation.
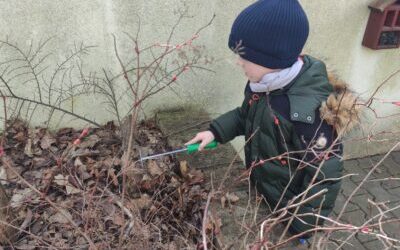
[217,128,259,192]
[202,192,213,250]
[1,157,97,249]
[365,68,400,108]
[103,188,136,236]
[337,142,400,220]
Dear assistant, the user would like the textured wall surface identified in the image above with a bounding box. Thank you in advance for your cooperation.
[0,0,399,157]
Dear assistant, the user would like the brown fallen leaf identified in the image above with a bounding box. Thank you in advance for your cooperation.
[187,169,204,185]
[74,157,84,167]
[204,213,223,237]
[225,192,240,203]
[40,133,56,150]
[48,209,73,224]
[179,160,188,178]
[140,174,154,191]
[221,192,240,208]
[170,176,180,188]
[19,209,33,232]
[108,169,119,187]
[32,157,51,168]
[66,184,81,195]
[54,174,68,186]
[113,214,125,226]
[141,130,159,145]
[76,163,91,181]
[220,196,227,209]
[205,216,214,233]
[78,134,100,149]
[10,188,38,208]
[174,186,183,208]
[56,127,73,136]
[14,243,36,250]
[13,131,26,143]
[167,241,178,250]
[24,139,33,157]
[211,215,222,235]
[147,160,163,176]
[131,194,152,210]
[54,175,81,195]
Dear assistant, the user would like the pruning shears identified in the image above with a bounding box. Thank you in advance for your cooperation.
[139,140,218,162]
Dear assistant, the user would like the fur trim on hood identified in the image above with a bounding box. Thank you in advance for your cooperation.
[320,73,361,136]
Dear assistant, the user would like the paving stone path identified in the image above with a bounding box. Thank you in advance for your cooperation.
[156,107,400,250]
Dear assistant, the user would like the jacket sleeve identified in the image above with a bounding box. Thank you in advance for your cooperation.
[209,106,246,144]
[208,84,249,144]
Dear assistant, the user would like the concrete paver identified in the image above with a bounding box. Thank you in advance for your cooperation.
[387,200,400,218]
[391,152,400,164]
[386,186,400,199]
[384,154,400,176]
[365,182,394,201]
[333,193,359,214]
[341,210,367,226]
[340,178,367,197]
[357,157,376,170]
[363,240,383,250]
[382,178,400,190]
[343,160,367,183]
[326,231,368,250]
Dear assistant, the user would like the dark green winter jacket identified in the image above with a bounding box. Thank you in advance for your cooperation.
[210,55,343,235]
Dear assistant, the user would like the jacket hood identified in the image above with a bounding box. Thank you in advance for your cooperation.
[283,55,360,136]
[320,73,361,136]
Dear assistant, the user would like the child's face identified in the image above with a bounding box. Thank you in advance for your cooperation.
[236,57,278,82]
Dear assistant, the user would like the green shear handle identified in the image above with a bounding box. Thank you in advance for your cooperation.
[187,140,218,154]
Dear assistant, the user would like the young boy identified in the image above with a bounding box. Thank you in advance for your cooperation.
[186,0,355,241]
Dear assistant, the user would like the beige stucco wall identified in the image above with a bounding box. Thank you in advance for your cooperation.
[0,0,399,158]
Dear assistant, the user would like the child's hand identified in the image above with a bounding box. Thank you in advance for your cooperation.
[185,131,215,151]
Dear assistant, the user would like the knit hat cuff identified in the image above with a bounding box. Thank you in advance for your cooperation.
[229,36,299,69]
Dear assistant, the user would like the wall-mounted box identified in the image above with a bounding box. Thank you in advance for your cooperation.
[362,0,400,49]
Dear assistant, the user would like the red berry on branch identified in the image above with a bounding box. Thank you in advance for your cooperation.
[361,226,370,233]
[73,138,81,145]
[274,116,280,125]
[80,128,89,138]
[172,75,177,82]
[392,101,400,107]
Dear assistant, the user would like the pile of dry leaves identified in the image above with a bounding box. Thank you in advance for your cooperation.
[0,119,211,249]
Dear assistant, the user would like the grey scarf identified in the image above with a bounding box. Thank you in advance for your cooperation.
[249,58,304,93]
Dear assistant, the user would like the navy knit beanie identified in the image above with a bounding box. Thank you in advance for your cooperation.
[229,0,309,69]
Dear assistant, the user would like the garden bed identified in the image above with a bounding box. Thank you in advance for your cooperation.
[0,119,212,249]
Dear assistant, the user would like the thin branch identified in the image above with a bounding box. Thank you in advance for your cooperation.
[3,94,100,127]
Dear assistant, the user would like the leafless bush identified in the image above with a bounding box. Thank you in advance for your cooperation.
[0,4,216,249]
